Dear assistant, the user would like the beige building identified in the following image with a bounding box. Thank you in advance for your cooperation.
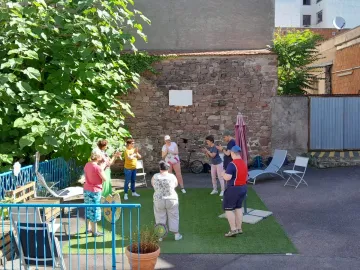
[310,26,360,94]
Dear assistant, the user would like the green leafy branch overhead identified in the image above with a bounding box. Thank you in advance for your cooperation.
[270,29,323,95]
[0,0,158,170]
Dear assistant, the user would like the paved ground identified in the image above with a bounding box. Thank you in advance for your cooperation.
[11,166,359,269]
[150,166,360,270]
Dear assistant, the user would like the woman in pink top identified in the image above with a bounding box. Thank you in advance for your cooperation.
[84,152,107,237]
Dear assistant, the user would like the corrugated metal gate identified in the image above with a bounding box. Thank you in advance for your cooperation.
[310,97,360,150]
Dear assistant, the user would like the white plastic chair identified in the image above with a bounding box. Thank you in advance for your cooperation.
[136,160,147,187]
[283,157,309,189]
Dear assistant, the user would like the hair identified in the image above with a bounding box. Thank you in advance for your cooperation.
[126,139,135,145]
[97,139,108,149]
[90,152,101,161]
[159,161,170,171]
[205,135,215,143]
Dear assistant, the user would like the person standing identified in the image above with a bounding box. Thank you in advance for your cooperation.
[152,161,183,241]
[123,139,141,200]
[84,152,108,237]
[93,139,121,197]
[222,145,248,237]
[203,135,225,196]
[216,130,236,170]
[162,135,186,194]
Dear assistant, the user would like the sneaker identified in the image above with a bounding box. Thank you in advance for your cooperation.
[210,189,218,195]
[218,213,227,218]
[224,230,237,237]
[124,194,128,200]
[93,232,104,237]
[219,191,224,197]
[132,192,140,197]
[181,189,186,194]
[175,234,183,241]
[159,238,163,242]
[236,229,243,234]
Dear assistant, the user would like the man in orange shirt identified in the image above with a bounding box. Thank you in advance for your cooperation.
[222,145,248,237]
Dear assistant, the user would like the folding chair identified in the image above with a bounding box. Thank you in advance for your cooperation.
[10,207,67,269]
[283,157,309,189]
[136,160,147,187]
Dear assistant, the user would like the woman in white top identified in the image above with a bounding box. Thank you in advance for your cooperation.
[152,161,183,241]
[161,135,186,193]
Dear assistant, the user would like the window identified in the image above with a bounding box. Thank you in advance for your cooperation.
[303,15,311,26]
[317,10,323,23]
[303,0,311,5]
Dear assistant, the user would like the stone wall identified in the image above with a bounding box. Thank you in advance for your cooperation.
[119,53,278,172]
[271,96,309,160]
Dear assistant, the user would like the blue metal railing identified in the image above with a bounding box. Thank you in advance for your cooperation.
[0,158,83,200]
[0,203,141,270]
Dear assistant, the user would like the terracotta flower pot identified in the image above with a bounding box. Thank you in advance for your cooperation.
[125,245,160,270]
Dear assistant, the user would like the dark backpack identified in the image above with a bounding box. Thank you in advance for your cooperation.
[252,156,263,169]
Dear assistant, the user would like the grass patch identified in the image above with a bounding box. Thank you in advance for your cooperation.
[64,188,296,254]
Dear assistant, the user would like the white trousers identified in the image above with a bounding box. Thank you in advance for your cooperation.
[153,199,179,233]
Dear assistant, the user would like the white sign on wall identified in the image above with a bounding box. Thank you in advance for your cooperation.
[169,90,193,106]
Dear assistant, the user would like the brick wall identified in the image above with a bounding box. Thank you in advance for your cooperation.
[332,44,360,94]
[119,53,278,172]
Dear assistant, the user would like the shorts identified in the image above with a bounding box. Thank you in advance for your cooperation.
[223,185,247,211]
[84,190,102,222]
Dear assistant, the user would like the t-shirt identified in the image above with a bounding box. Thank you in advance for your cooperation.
[84,162,103,192]
[223,139,236,169]
[225,159,248,187]
[152,173,178,202]
[124,148,137,170]
[162,142,180,165]
[209,146,222,165]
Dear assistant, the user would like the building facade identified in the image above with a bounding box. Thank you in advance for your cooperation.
[310,26,360,94]
[276,0,360,28]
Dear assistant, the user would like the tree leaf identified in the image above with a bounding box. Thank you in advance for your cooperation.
[22,67,41,81]
[44,136,59,146]
[16,81,32,93]
[19,135,35,149]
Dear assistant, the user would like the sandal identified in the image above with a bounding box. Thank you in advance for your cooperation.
[224,230,238,237]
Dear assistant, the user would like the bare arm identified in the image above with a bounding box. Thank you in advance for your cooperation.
[151,176,155,187]
[223,172,232,181]
[99,170,107,182]
[173,175,178,187]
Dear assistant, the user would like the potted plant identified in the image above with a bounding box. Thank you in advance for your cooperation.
[125,225,160,270]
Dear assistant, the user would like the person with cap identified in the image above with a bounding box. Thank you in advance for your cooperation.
[222,145,248,237]
[216,130,236,170]
[162,135,186,193]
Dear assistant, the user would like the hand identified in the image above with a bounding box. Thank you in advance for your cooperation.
[114,151,122,158]
[202,147,208,153]
[216,145,223,151]
[135,147,139,153]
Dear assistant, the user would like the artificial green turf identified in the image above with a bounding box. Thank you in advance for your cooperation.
[64,188,297,254]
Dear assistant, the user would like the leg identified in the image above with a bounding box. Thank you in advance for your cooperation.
[153,200,167,225]
[210,164,218,191]
[172,162,184,188]
[166,200,179,233]
[130,169,136,193]
[234,208,243,231]
[168,164,174,174]
[216,163,225,192]
[123,169,131,194]
[225,211,237,231]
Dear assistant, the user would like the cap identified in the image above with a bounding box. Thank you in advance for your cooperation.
[231,145,242,153]
[164,135,171,141]
[223,130,232,136]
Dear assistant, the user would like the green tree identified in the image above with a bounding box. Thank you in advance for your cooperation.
[0,0,153,170]
[271,29,323,95]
